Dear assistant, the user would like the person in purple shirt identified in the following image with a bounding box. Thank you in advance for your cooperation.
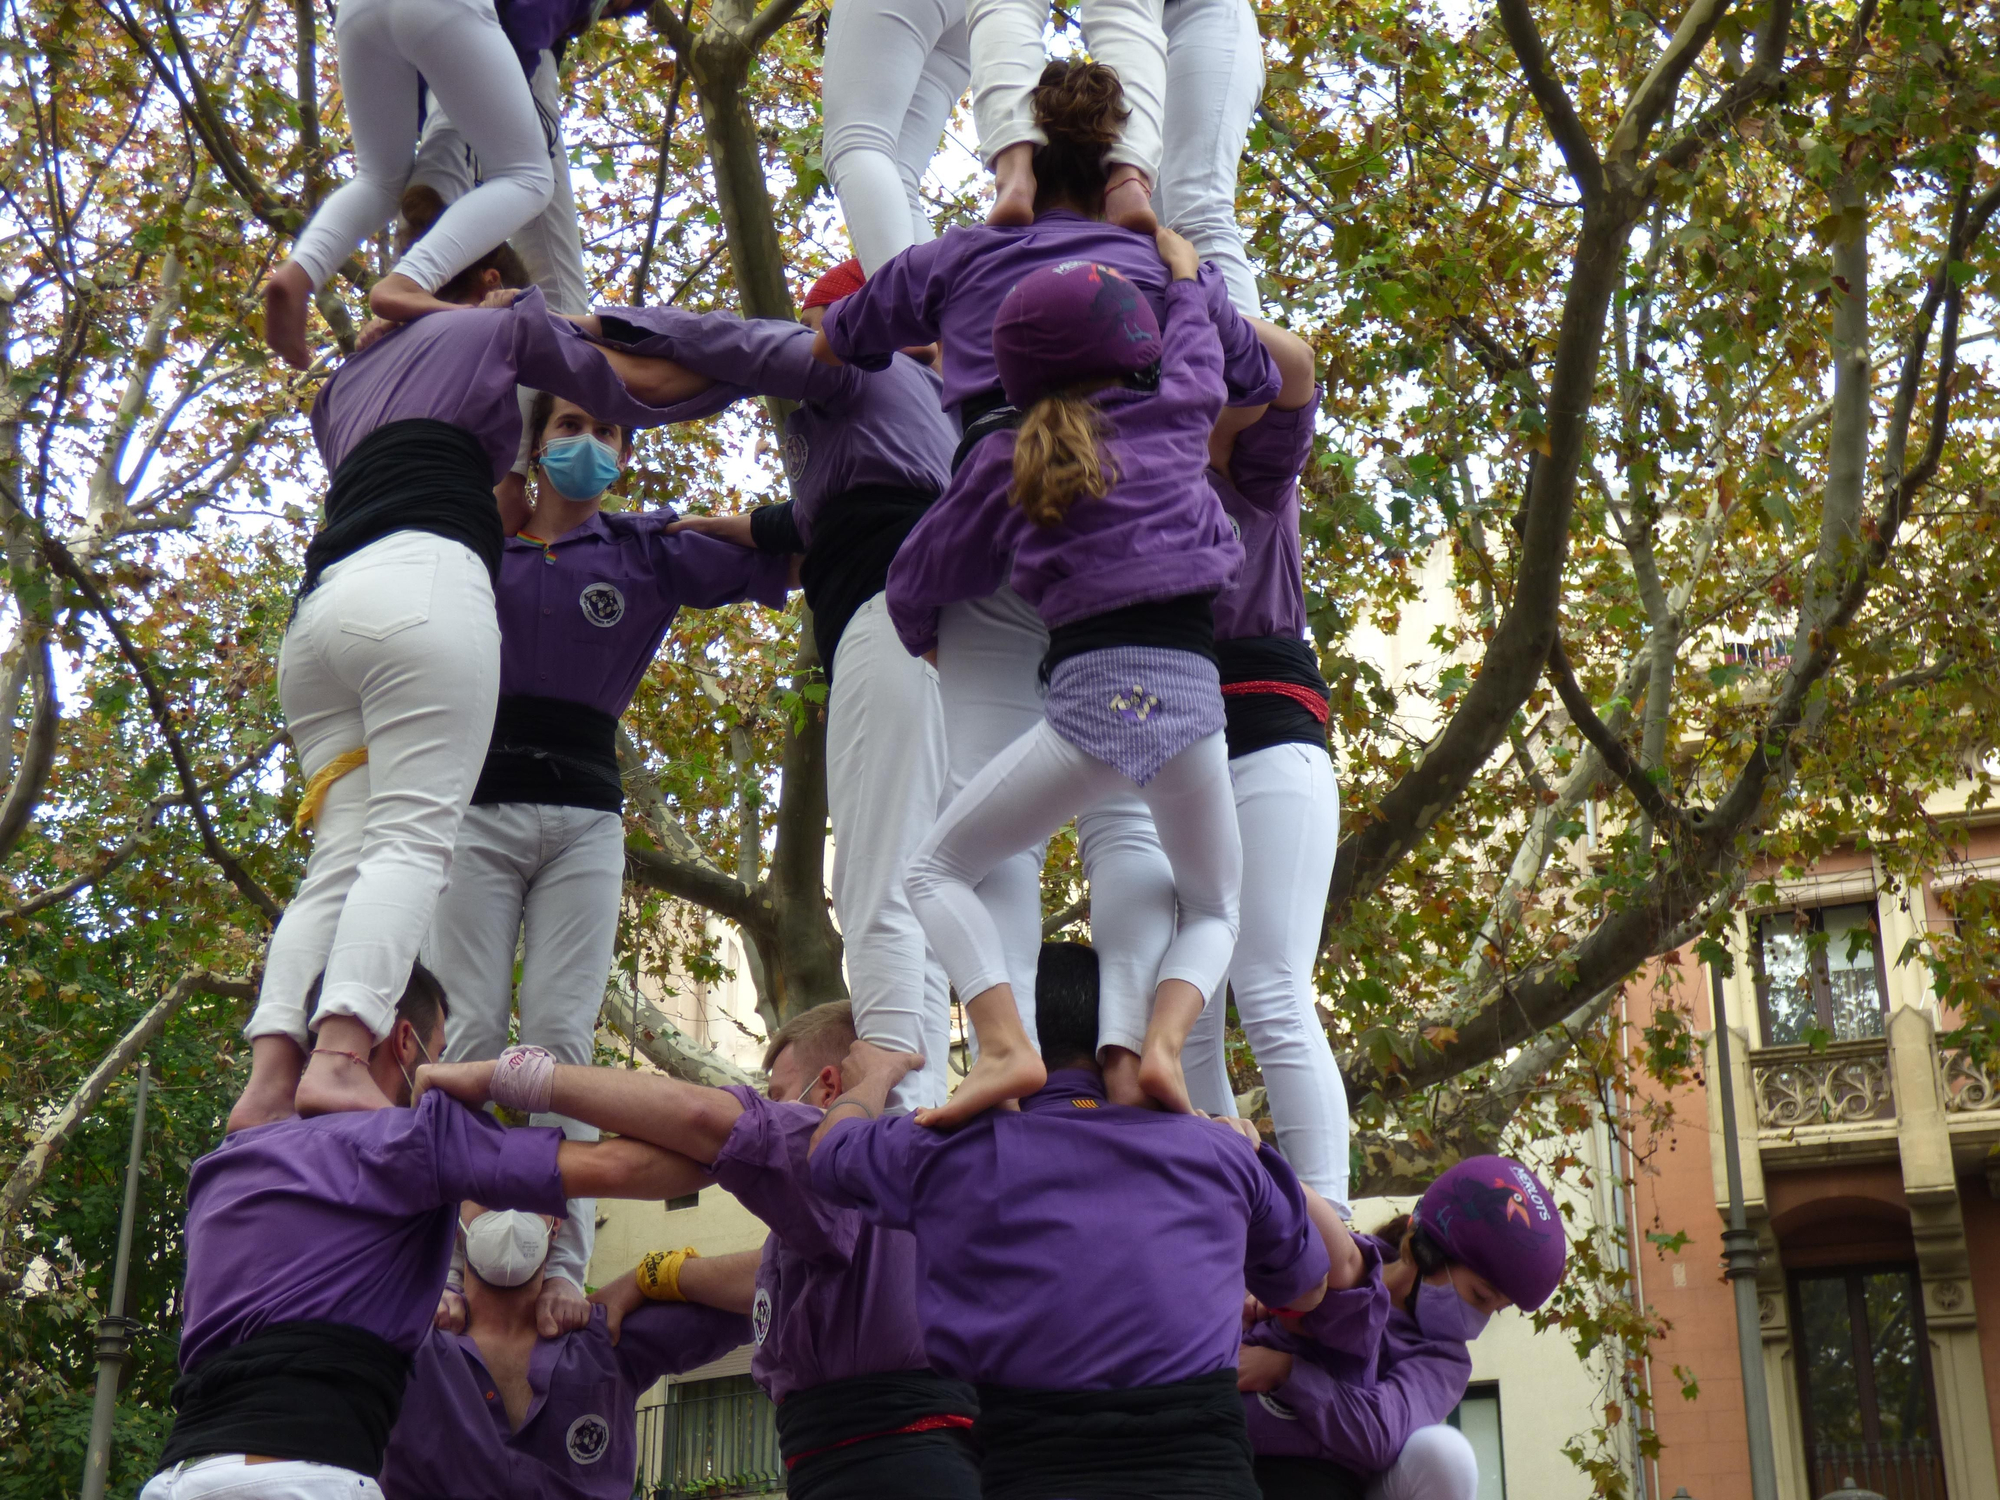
[379,1213,760,1500]
[885,237,1246,1128]
[232,217,713,1137]
[1174,323,1354,1214]
[145,963,710,1500]
[411,1000,982,1500]
[806,941,1349,1500]
[418,380,790,1333]
[1237,1155,1569,1500]
[578,260,963,1114]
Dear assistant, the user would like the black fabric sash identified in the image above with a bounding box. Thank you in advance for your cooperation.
[953,386,1023,473]
[301,419,499,597]
[797,484,936,678]
[975,1368,1260,1500]
[1253,1454,1367,1500]
[776,1369,979,1466]
[1043,593,1218,682]
[158,1320,412,1476]
[470,694,622,811]
[1217,634,1330,759]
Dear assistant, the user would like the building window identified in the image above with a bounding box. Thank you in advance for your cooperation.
[1752,901,1890,1046]
[1447,1383,1506,1500]
[635,1373,784,1498]
[1790,1266,1945,1500]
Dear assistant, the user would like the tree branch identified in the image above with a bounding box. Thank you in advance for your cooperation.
[1644,0,1795,189]
[632,0,697,304]
[1492,0,1605,200]
[0,638,57,865]
[1547,633,1688,828]
[1043,896,1089,938]
[1608,0,1731,163]
[600,979,761,1088]
[745,0,810,50]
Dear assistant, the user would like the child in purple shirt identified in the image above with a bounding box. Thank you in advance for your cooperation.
[885,234,1246,1128]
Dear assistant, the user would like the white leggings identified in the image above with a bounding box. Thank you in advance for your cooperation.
[1182,741,1350,1209]
[288,0,553,293]
[908,721,1242,1049]
[1158,0,1264,314]
[935,590,1193,1054]
[247,531,501,1046]
[1370,1425,1480,1500]
[823,0,971,275]
[965,0,1165,177]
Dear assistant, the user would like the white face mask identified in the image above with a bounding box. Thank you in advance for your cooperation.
[462,1210,551,1288]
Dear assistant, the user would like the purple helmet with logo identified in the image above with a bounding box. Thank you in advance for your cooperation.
[1411,1155,1567,1311]
[992,260,1162,409]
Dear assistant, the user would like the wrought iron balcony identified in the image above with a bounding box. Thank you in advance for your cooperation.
[1938,1047,2000,1115]
[1751,1037,1895,1132]
[636,1375,785,1499]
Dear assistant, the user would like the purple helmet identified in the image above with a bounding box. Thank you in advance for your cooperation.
[992,261,1161,409]
[1411,1155,1567,1311]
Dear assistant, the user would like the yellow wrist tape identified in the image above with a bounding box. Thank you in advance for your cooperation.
[635,1246,701,1302]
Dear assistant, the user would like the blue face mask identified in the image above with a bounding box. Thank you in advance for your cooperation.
[538,433,622,500]
[1416,1276,1492,1343]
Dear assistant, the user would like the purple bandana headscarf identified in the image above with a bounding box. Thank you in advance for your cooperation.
[1412,1155,1567,1311]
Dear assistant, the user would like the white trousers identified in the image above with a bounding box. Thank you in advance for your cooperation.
[141,1456,383,1500]
[248,532,500,1046]
[1370,1425,1479,1500]
[825,596,953,1111]
[411,49,589,315]
[822,0,971,275]
[289,0,553,293]
[935,590,1190,1054]
[420,800,621,1287]
[965,0,1165,177]
[908,722,1242,1049]
[1182,741,1350,1208]
[1158,0,1264,314]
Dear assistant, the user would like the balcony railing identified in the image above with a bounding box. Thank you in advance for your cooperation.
[636,1377,785,1499]
[1752,1037,1895,1130]
[1938,1047,2000,1115]
[1806,1439,1945,1500]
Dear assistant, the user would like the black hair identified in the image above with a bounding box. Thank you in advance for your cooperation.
[303,961,450,1050]
[1034,941,1100,1070]
[399,184,529,305]
[1030,60,1126,215]
[1372,1211,1454,1276]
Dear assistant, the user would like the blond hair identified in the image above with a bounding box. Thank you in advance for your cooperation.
[1010,391,1115,528]
[761,1000,857,1076]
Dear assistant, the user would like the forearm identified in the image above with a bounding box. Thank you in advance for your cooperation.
[598,345,714,407]
[676,1247,763,1314]
[548,1065,744,1164]
[557,1136,712,1200]
[806,1073,897,1155]
[1304,1185,1365,1291]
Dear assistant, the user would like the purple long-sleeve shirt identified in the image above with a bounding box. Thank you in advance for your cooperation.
[379,1302,749,1500]
[1211,392,1318,643]
[709,1086,931,1404]
[885,279,1243,654]
[820,211,1280,416]
[1241,1233,1473,1472]
[311,288,693,484]
[594,307,956,538]
[497,512,790,717]
[810,1068,1330,1392]
[178,1092,566,1373]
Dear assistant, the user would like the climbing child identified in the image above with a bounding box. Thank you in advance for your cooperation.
[886,232,1246,1125]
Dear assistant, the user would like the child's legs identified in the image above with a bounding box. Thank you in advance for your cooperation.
[964,0,1054,166]
[1079,0,1168,178]
[287,0,422,289]
[504,51,590,315]
[386,0,553,292]
[908,720,1123,1013]
[1229,742,1348,1207]
[1180,975,1236,1114]
[897,11,972,245]
[1368,1426,1480,1500]
[1075,796,1175,1060]
[244,616,373,1048]
[423,803,534,1064]
[311,533,501,1040]
[1157,0,1264,313]
[824,0,964,273]
[936,591,1049,1026]
[1134,730,1241,1004]
[825,598,953,1110]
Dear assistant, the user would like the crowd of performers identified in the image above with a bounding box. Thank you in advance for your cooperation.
[142,3,1571,1497]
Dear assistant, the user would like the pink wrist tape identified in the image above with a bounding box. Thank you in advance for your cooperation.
[490,1045,556,1114]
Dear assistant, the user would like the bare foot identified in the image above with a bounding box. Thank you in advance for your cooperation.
[988,142,1037,227]
[1136,978,1203,1113]
[1137,1039,1193,1113]
[262,261,314,369]
[1104,169,1158,234]
[1101,1047,1151,1108]
[296,1024,393,1117]
[914,1043,1046,1129]
[228,1032,307,1134]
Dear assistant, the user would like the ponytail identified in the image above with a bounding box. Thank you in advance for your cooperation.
[1029,59,1127,214]
[398,184,529,304]
[1010,391,1114,528]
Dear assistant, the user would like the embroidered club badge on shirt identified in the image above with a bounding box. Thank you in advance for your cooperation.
[752,1285,773,1346]
[1110,683,1161,724]
[566,1413,612,1464]
[1256,1392,1299,1421]
[782,432,808,476]
[579,583,625,628]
